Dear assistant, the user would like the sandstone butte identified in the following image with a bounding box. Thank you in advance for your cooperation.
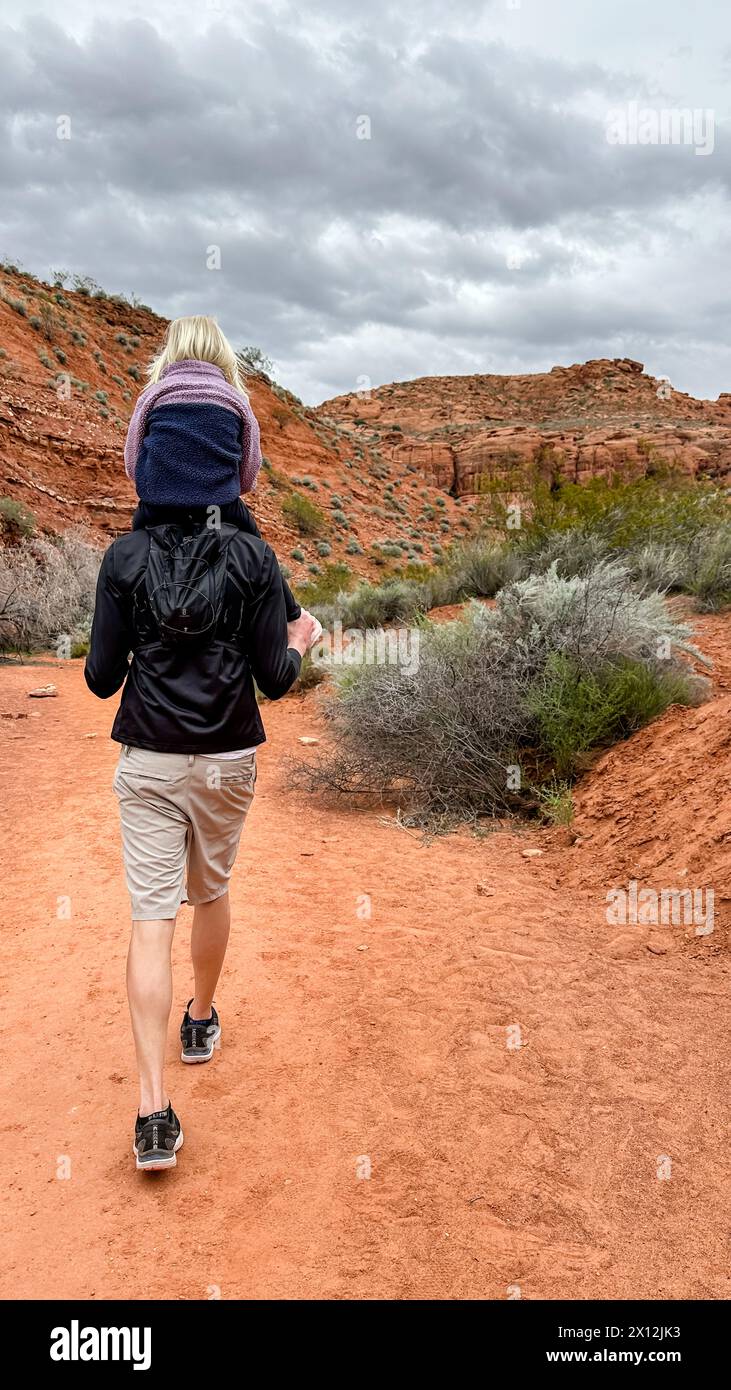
[317,358,731,496]
[2,263,730,582]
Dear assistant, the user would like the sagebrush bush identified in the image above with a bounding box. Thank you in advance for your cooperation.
[299,561,707,820]
[681,527,731,612]
[0,532,101,652]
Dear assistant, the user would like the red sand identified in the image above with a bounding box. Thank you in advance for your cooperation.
[0,633,728,1301]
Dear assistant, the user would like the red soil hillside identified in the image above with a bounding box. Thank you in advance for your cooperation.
[562,609,731,926]
[0,266,475,579]
[317,358,731,495]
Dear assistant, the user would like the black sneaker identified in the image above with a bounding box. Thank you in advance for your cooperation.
[133,1103,183,1171]
[180,1001,221,1064]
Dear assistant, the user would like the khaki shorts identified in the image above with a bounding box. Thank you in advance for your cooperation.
[113,745,257,920]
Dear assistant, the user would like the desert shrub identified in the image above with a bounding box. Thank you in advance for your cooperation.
[346,539,363,555]
[299,561,706,821]
[29,315,41,330]
[518,474,728,553]
[238,345,274,376]
[331,509,349,529]
[282,492,326,536]
[128,365,141,381]
[0,532,101,652]
[449,538,525,596]
[491,561,706,674]
[300,611,529,817]
[260,457,288,490]
[522,528,609,578]
[681,527,731,612]
[291,547,305,562]
[297,563,354,607]
[292,652,327,692]
[0,497,36,540]
[526,652,696,777]
[95,390,108,404]
[534,777,574,826]
[628,541,688,592]
[514,477,731,611]
[316,541,332,557]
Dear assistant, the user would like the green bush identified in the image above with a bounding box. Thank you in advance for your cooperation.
[682,528,731,612]
[534,777,574,826]
[297,563,354,607]
[0,497,36,540]
[282,491,327,537]
[527,652,696,777]
[518,474,728,553]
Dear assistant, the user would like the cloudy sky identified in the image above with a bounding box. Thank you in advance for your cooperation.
[2,0,731,403]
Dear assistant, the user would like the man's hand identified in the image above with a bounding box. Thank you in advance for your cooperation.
[287,608,322,657]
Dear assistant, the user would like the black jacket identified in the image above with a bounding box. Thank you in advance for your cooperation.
[84,502,302,753]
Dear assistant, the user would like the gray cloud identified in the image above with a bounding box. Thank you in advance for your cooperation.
[1,0,730,402]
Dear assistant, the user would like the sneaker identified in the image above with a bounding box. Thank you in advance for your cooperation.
[180,1001,221,1064]
[133,1103,183,1171]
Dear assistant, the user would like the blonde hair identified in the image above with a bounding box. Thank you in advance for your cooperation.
[148,315,249,398]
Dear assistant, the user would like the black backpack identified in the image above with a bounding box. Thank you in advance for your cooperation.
[143,522,242,645]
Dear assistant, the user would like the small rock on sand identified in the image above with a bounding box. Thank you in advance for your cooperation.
[646,931,676,955]
[606,931,643,959]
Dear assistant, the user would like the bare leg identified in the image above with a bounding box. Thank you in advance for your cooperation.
[190,891,231,1020]
[127,918,177,1115]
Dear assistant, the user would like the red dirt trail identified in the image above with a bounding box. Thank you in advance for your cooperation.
[0,631,728,1301]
